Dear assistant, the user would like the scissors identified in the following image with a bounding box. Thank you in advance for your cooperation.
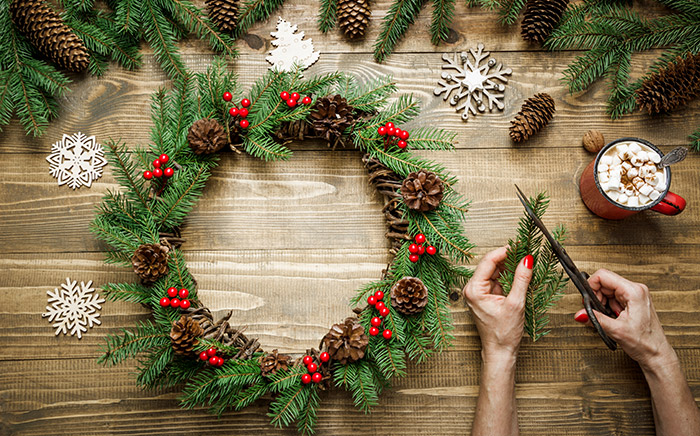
[514,185,617,351]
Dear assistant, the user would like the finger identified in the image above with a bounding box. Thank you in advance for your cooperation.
[574,308,589,324]
[491,283,504,296]
[609,299,624,317]
[506,254,533,306]
[471,246,509,287]
[591,310,620,337]
[588,269,637,306]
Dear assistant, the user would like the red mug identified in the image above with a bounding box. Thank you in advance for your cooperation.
[579,137,686,220]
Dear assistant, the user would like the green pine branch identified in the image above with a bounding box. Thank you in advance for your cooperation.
[234,0,288,39]
[374,0,427,63]
[318,0,338,33]
[467,0,527,25]
[690,127,700,151]
[98,320,170,365]
[430,0,456,45]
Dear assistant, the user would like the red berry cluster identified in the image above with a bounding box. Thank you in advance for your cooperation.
[366,290,393,339]
[408,233,437,263]
[300,352,329,384]
[143,154,175,179]
[377,122,410,149]
[223,92,251,129]
[159,287,191,310]
[280,90,312,108]
[199,347,225,367]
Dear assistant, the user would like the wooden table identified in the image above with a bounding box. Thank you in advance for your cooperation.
[1,1,699,435]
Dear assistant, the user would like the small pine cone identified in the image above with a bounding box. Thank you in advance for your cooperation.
[187,118,228,155]
[132,243,170,284]
[275,119,313,142]
[206,0,239,33]
[10,0,90,72]
[636,53,700,115]
[521,0,570,44]
[321,317,368,365]
[509,93,556,143]
[401,170,444,212]
[337,0,371,40]
[309,95,355,148]
[170,315,203,356]
[391,277,428,316]
[259,349,292,377]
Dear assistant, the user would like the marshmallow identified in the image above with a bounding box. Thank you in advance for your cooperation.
[599,172,610,183]
[649,190,661,201]
[627,196,639,207]
[600,155,613,165]
[632,176,645,189]
[637,151,648,162]
[607,191,620,202]
[627,167,638,178]
[629,143,641,153]
[649,152,661,163]
[621,161,633,172]
[598,163,609,172]
[654,172,666,187]
[612,155,622,166]
[630,154,645,166]
[639,184,653,196]
[618,193,629,204]
[639,194,650,204]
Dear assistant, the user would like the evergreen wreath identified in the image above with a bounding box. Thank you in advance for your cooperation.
[94,58,476,434]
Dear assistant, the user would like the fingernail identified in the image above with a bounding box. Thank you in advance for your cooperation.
[523,254,534,270]
[574,312,589,323]
[614,309,620,317]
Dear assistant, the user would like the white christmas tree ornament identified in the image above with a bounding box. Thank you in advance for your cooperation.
[266,18,320,73]
[42,278,105,339]
[46,132,107,189]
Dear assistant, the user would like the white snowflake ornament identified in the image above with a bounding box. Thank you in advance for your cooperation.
[46,132,107,189]
[266,18,320,74]
[43,278,105,339]
[434,44,512,121]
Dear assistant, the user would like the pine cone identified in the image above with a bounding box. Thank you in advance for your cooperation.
[275,119,313,142]
[259,349,291,377]
[509,93,556,143]
[309,95,355,149]
[170,315,203,356]
[321,317,368,365]
[206,0,238,33]
[187,118,228,155]
[10,0,90,72]
[337,0,371,40]
[521,0,570,44]
[132,243,170,283]
[391,277,428,316]
[400,170,444,212]
[636,53,700,115]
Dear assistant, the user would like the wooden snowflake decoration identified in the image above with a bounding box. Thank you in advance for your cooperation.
[42,278,105,339]
[46,132,107,189]
[434,44,512,121]
[266,18,320,74]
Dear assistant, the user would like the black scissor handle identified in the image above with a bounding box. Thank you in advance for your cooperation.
[583,293,617,351]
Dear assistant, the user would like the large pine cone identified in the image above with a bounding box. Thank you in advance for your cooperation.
[636,53,700,115]
[521,0,570,44]
[259,349,291,377]
[206,0,238,33]
[337,0,371,40]
[132,243,169,283]
[309,95,355,149]
[401,170,444,212]
[10,0,90,72]
[170,315,203,356]
[509,93,556,143]
[187,118,228,155]
[321,317,368,365]
[391,277,428,316]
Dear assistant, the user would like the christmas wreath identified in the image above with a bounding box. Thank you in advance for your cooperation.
[94,59,475,433]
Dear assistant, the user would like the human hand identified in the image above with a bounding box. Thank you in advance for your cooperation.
[463,246,534,362]
[574,269,674,371]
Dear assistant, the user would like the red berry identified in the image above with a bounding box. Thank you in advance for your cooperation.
[303,355,313,366]
[382,329,393,340]
[378,126,387,136]
[307,363,318,373]
[369,326,379,336]
[301,374,312,384]
[398,130,410,140]
[286,98,297,108]
[239,108,249,118]
[159,154,169,163]
[408,243,419,254]
[167,287,178,297]
[375,301,385,310]
[153,168,163,178]
[199,351,209,361]
[207,348,217,357]
[164,167,174,177]
[241,98,251,107]
[397,140,408,149]
[159,297,170,307]
[229,107,239,117]
[320,352,330,362]
[280,91,290,100]
[223,92,232,102]
[301,96,312,105]
[374,290,384,300]
[239,119,249,129]
[143,171,153,180]
[417,246,425,255]
[415,233,426,244]
[179,299,191,309]
[409,254,419,263]
[291,92,300,101]
[178,288,189,299]
[426,245,437,255]
[386,122,395,129]
[379,307,390,317]
[371,317,382,327]
[312,372,323,383]
[208,356,218,365]
[387,127,396,136]
[216,357,225,367]
[153,159,161,168]
[170,298,180,308]
[367,295,377,306]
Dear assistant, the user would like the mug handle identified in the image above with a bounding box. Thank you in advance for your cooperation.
[650,191,686,216]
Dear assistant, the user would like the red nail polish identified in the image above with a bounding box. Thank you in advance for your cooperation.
[574,312,589,323]
[523,254,534,269]
[614,309,620,317]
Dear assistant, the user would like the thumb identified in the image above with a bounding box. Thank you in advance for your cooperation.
[506,254,534,306]
[592,310,619,337]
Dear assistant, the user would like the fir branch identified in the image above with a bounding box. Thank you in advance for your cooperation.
[374,0,427,63]
[98,320,170,365]
[104,140,152,213]
[101,281,153,304]
[403,318,433,363]
[296,385,320,435]
[234,0,288,39]
[136,346,175,388]
[403,126,457,150]
[369,337,407,379]
[467,0,526,25]
[334,360,380,412]
[430,0,455,45]
[318,0,338,33]
[690,126,700,152]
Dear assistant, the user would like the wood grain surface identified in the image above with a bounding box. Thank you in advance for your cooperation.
[1,1,699,435]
